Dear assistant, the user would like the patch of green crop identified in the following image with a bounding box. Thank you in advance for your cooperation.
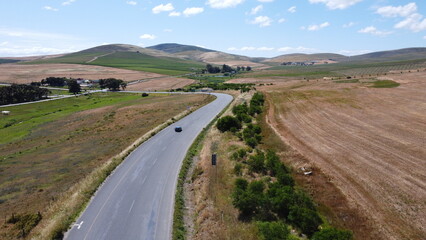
[370,80,400,88]
[89,52,204,75]
[0,93,142,144]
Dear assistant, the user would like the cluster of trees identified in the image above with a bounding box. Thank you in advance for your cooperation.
[0,84,50,105]
[99,78,127,91]
[217,92,265,147]
[204,64,252,74]
[216,91,352,239]
[186,83,255,92]
[40,77,69,87]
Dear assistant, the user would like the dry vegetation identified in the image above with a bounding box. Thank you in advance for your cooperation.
[185,92,261,240]
[258,71,426,239]
[0,93,213,239]
[0,63,192,88]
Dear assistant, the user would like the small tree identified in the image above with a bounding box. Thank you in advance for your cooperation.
[68,79,81,95]
[216,116,241,132]
[312,228,353,240]
[257,221,290,240]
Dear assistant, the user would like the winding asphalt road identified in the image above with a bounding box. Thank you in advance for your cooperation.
[65,93,232,240]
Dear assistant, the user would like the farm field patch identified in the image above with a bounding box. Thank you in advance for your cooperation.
[261,71,426,239]
[0,92,213,239]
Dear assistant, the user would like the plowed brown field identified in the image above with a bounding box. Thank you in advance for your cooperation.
[0,64,193,90]
[262,72,426,239]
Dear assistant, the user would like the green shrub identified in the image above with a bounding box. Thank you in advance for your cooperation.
[267,183,295,218]
[245,137,258,148]
[216,116,242,132]
[7,212,42,237]
[247,151,266,174]
[257,221,290,240]
[288,206,322,237]
[234,163,243,176]
[312,227,353,240]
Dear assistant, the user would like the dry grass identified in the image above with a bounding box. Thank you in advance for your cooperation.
[185,92,261,240]
[0,94,214,239]
[0,64,164,84]
[262,71,426,240]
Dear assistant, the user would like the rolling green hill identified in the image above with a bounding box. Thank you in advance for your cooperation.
[343,48,426,63]
[25,44,205,75]
[148,43,265,66]
[88,51,204,75]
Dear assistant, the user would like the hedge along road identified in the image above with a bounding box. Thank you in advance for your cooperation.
[65,92,233,240]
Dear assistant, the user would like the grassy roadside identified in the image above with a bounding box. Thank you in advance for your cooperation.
[33,104,199,240]
[0,93,214,239]
[183,91,353,240]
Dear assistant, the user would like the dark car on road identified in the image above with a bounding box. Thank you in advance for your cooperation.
[174,126,182,132]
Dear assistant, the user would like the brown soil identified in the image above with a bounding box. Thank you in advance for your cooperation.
[126,77,195,91]
[0,63,164,84]
[261,72,426,240]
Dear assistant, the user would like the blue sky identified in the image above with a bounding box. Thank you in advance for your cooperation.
[0,0,425,57]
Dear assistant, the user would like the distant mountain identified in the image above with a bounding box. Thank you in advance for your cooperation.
[148,43,266,67]
[147,43,214,54]
[344,48,426,63]
[78,44,175,58]
[264,53,347,64]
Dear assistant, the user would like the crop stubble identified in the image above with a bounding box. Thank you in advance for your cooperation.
[263,72,425,239]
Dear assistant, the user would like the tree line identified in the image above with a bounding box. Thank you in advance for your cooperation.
[204,64,252,74]
[215,92,353,240]
[0,84,50,105]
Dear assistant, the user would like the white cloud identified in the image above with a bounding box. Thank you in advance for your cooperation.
[241,46,256,51]
[278,18,286,23]
[288,6,296,13]
[152,3,174,14]
[43,6,59,11]
[278,46,316,53]
[62,0,76,6]
[207,0,245,9]
[0,28,77,40]
[358,26,392,36]
[227,46,274,51]
[257,47,274,51]
[338,49,371,56]
[306,22,330,31]
[343,22,355,28]
[169,11,181,17]
[250,5,263,15]
[424,36,426,40]
[376,2,417,18]
[394,13,426,32]
[139,34,156,40]
[183,7,204,17]
[251,16,273,27]
[126,1,137,6]
[309,0,362,10]
[376,3,426,32]
[0,41,8,46]
[0,46,77,57]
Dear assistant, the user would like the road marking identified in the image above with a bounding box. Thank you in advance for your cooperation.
[129,200,135,213]
[74,221,84,230]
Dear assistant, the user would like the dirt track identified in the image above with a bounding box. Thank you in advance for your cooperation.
[262,72,426,239]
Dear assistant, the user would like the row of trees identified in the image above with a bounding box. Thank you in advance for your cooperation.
[204,64,252,74]
[0,84,50,105]
[216,92,352,239]
[99,78,127,91]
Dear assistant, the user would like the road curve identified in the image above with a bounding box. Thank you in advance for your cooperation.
[65,92,233,240]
